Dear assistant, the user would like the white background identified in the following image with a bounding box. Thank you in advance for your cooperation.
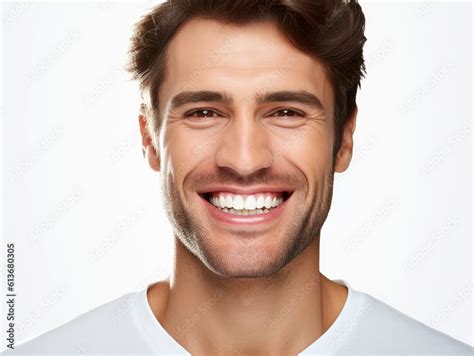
[1,0,472,347]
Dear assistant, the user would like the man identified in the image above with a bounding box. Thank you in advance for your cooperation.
[6,0,472,354]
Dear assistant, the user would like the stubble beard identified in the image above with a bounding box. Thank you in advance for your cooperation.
[161,170,335,279]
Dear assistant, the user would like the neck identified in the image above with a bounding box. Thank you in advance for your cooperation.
[147,236,348,355]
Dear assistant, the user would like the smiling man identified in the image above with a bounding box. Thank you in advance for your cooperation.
[6,0,473,355]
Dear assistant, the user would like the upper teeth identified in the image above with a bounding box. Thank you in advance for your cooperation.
[210,193,284,210]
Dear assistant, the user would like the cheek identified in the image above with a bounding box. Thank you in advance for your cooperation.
[163,127,217,181]
[283,128,333,180]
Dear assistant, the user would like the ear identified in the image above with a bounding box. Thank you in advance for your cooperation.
[139,113,160,172]
[334,107,357,173]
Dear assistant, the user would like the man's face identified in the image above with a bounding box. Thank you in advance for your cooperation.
[142,18,355,278]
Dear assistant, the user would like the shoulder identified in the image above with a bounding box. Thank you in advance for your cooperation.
[2,289,145,354]
[342,290,473,354]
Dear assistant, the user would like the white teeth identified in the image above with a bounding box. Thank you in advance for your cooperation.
[264,196,273,209]
[218,207,273,216]
[233,195,244,210]
[208,192,287,212]
[244,195,257,210]
[225,194,233,208]
[219,195,226,208]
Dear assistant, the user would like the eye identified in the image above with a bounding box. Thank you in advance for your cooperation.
[270,108,305,118]
[184,108,221,119]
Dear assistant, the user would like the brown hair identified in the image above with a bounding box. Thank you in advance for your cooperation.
[126,0,367,155]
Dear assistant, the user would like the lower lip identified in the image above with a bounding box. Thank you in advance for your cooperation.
[200,193,291,226]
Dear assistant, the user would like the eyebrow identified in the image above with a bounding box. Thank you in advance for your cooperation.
[169,90,325,113]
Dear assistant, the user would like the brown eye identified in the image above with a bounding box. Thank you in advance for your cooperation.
[186,109,220,118]
[271,109,305,118]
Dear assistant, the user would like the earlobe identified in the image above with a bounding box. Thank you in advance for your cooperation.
[138,113,160,172]
[334,107,357,173]
[145,145,161,172]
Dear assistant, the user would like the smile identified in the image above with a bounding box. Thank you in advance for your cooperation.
[198,188,293,225]
[207,191,288,214]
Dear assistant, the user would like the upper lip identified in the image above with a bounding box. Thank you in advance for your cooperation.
[197,185,293,195]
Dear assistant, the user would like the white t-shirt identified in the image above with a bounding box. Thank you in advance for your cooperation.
[4,279,472,355]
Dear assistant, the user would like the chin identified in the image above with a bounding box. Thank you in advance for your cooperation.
[199,242,288,278]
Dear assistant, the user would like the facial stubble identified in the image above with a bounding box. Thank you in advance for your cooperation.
[160,168,335,279]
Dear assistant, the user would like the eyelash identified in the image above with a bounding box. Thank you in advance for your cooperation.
[185,109,220,119]
[270,108,305,118]
[184,108,305,119]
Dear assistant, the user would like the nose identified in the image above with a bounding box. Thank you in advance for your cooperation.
[215,113,273,176]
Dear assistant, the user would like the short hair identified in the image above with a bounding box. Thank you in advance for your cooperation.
[126,0,367,156]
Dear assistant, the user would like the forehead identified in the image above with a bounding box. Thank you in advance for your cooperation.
[158,17,334,114]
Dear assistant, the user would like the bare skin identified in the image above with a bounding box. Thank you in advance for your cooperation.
[147,242,348,355]
[140,17,356,355]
